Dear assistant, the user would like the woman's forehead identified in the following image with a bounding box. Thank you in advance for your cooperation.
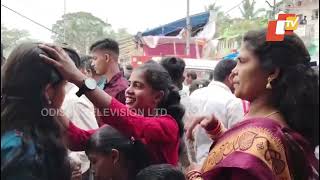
[129,69,146,82]
[239,46,255,58]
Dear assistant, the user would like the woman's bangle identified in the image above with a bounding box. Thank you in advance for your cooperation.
[206,121,221,135]
[206,121,226,140]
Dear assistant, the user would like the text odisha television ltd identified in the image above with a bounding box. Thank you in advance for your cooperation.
[266,14,299,41]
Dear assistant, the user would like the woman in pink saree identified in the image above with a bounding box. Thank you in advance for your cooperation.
[186,29,319,180]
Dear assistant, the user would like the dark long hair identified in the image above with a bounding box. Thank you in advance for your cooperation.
[160,57,186,90]
[243,29,318,147]
[243,29,319,179]
[136,60,185,137]
[85,126,150,175]
[1,43,71,180]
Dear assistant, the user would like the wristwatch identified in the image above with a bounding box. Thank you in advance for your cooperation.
[76,78,97,97]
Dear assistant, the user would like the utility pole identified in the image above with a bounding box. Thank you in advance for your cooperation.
[186,0,191,56]
[266,0,277,19]
[63,0,66,43]
[272,0,276,19]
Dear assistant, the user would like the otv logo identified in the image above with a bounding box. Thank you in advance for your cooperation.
[266,14,299,41]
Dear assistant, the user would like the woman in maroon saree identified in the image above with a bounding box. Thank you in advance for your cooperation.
[186,29,319,180]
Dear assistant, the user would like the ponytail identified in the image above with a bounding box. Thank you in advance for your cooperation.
[160,85,185,137]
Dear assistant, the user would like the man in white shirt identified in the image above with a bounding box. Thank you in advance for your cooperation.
[62,55,99,179]
[63,55,100,129]
[189,59,245,165]
[62,86,98,129]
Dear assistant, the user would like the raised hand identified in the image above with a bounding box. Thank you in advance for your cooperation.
[185,114,220,141]
[38,44,86,86]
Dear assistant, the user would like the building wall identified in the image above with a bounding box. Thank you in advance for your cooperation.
[288,0,319,59]
[142,43,204,58]
[288,0,319,40]
[213,37,240,59]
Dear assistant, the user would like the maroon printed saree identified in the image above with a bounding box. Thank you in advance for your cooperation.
[200,118,319,180]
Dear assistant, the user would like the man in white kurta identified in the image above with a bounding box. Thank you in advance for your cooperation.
[189,59,246,165]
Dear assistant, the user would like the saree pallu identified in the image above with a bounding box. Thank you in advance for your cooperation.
[200,118,318,180]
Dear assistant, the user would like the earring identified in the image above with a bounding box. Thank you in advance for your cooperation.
[266,78,272,89]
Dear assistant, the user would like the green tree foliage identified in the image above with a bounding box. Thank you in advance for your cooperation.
[239,0,266,20]
[204,0,269,57]
[51,12,131,54]
[265,0,291,19]
[52,12,112,54]
[222,18,268,38]
[205,2,232,38]
[205,0,268,39]
[115,28,132,40]
[205,2,221,12]
[1,24,33,56]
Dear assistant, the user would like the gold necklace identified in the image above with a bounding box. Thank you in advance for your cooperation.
[244,111,280,119]
[263,111,280,118]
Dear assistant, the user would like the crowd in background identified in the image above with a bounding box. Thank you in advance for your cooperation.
[1,28,319,180]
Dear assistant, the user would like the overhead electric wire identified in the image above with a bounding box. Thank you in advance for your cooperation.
[1,4,63,37]
[224,0,247,15]
[1,3,91,48]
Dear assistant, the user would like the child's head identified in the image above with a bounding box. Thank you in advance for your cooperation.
[85,126,150,180]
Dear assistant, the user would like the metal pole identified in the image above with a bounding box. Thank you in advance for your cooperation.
[273,0,276,19]
[186,0,191,56]
[265,0,276,19]
[63,0,66,43]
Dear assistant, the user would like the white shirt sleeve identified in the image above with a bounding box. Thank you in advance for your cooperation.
[62,86,98,130]
[63,98,98,130]
[225,98,245,129]
[62,90,98,174]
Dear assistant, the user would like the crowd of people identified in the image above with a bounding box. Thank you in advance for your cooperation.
[1,28,319,180]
